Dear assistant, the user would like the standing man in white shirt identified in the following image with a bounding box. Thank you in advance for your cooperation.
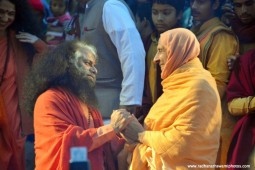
[76,0,145,119]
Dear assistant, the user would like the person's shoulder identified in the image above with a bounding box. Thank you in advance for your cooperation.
[104,0,127,8]
[37,87,69,103]
[211,27,237,44]
[188,68,217,88]
[214,21,237,37]
[240,48,255,62]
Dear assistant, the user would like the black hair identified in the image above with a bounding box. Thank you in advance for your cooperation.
[135,2,154,29]
[152,0,185,14]
[23,40,98,115]
[211,0,226,17]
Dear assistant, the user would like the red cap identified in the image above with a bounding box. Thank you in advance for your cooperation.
[28,0,44,12]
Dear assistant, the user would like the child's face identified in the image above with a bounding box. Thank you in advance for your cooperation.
[152,3,181,33]
[51,0,66,17]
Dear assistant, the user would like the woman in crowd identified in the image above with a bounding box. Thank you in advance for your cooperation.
[0,0,47,169]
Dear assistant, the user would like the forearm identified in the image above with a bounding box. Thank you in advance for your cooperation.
[33,39,49,53]
[89,124,116,151]
[228,96,255,116]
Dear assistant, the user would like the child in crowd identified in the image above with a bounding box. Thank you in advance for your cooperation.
[28,0,52,36]
[46,0,71,45]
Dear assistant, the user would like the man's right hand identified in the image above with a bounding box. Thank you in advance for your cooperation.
[221,2,236,26]
[110,109,132,133]
[227,54,239,70]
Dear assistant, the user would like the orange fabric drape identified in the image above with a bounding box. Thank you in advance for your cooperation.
[0,35,25,170]
[34,87,117,170]
[0,91,23,170]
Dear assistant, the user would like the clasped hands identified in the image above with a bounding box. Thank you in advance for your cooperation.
[110,109,144,144]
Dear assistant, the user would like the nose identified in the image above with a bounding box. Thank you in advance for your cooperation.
[153,53,160,64]
[90,66,97,75]
[190,1,198,10]
[241,5,248,13]
[157,13,164,21]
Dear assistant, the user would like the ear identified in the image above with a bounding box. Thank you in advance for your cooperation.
[141,17,148,27]
[212,0,220,10]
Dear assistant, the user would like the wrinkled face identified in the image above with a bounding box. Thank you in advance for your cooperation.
[74,48,97,86]
[190,0,216,24]
[233,0,255,24]
[153,42,167,71]
[0,0,15,32]
[50,0,66,17]
[152,3,181,33]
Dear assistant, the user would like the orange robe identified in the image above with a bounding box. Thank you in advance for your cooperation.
[34,87,124,170]
[0,31,47,170]
[130,58,222,169]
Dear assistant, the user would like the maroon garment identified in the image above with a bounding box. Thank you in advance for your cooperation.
[226,49,255,169]
[227,115,255,169]
[227,49,255,102]
[231,18,255,43]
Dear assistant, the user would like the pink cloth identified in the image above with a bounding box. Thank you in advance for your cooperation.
[159,28,200,79]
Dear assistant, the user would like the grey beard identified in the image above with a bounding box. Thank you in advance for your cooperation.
[73,77,98,108]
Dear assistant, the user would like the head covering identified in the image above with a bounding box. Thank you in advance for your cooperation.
[28,0,44,13]
[159,28,200,79]
[28,0,51,18]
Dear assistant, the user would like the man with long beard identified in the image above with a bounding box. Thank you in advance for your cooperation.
[23,40,126,170]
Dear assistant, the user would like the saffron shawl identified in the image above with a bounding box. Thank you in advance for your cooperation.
[131,58,222,170]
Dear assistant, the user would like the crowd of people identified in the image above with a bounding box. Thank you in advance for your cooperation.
[0,0,254,170]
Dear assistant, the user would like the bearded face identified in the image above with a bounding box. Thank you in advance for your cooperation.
[70,48,97,86]
[67,47,98,107]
